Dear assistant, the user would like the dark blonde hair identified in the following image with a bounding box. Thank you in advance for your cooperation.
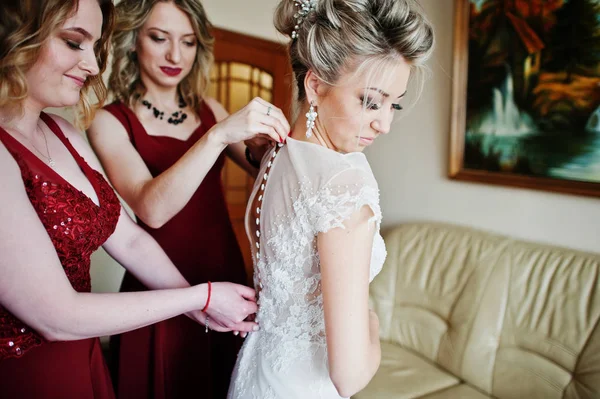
[274,0,434,103]
[108,0,214,110]
[0,0,114,128]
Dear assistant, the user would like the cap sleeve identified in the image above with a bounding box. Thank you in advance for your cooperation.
[311,166,381,234]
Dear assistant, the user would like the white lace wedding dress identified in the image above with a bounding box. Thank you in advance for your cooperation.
[227,137,387,399]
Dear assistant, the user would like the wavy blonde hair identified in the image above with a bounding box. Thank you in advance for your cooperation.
[109,0,214,110]
[0,0,114,128]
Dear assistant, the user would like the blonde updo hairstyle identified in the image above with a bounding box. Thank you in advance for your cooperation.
[0,0,114,128]
[108,0,214,111]
[274,0,434,110]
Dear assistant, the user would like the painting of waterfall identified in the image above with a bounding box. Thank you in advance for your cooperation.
[449,0,600,197]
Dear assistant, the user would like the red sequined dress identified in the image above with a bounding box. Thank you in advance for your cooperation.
[0,113,120,398]
[104,101,247,399]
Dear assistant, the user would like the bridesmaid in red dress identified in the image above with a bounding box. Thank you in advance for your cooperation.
[0,1,261,398]
[87,1,290,398]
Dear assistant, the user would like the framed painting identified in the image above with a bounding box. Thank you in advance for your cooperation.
[449,0,600,197]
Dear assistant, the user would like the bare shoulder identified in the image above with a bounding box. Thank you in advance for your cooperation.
[89,108,121,127]
[46,113,89,149]
[204,97,228,122]
[87,108,129,139]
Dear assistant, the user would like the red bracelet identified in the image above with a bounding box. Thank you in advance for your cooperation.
[202,281,212,312]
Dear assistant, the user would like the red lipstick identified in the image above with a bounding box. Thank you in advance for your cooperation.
[160,67,182,77]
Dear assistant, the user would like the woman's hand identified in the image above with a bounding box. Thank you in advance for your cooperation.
[200,282,259,332]
[232,313,257,338]
[208,97,290,146]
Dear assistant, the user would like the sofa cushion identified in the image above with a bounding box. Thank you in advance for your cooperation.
[470,241,600,398]
[369,222,600,398]
[354,341,460,399]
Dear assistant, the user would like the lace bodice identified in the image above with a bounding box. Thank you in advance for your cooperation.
[229,137,386,398]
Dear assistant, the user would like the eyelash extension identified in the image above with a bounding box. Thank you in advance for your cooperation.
[65,40,83,51]
[392,104,403,111]
[359,96,381,110]
[150,35,166,42]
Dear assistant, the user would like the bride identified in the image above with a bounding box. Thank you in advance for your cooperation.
[228,0,434,397]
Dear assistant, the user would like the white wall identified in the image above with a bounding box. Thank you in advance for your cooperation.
[201,0,284,42]
[55,0,598,296]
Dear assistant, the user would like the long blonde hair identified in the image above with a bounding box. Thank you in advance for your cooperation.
[0,0,114,128]
[108,0,214,110]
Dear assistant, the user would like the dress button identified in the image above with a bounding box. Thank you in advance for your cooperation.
[20,327,26,333]
[8,341,14,347]
[15,347,22,356]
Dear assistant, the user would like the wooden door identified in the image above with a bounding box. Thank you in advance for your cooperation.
[206,28,292,282]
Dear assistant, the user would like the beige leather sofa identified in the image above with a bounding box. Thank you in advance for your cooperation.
[355,222,600,399]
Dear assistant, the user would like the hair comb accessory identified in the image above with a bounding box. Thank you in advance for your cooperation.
[291,0,317,39]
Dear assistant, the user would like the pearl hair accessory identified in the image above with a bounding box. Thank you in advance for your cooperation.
[291,0,317,39]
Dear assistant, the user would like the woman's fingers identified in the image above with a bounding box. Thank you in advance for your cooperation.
[251,112,289,143]
[231,321,259,333]
[237,284,257,302]
[249,98,290,136]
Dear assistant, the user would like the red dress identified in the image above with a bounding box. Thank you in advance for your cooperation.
[0,113,120,398]
[104,102,247,399]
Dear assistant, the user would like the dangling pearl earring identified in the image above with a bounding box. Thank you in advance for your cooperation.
[306,101,317,138]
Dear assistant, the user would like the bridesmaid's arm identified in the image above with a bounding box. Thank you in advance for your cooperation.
[87,97,287,229]
[87,108,228,229]
[100,206,258,333]
[0,142,209,340]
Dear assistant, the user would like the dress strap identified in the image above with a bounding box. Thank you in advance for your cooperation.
[198,99,217,127]
[104,102,136,143]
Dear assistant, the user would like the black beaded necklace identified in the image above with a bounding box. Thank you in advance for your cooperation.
[141,96,188,125]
